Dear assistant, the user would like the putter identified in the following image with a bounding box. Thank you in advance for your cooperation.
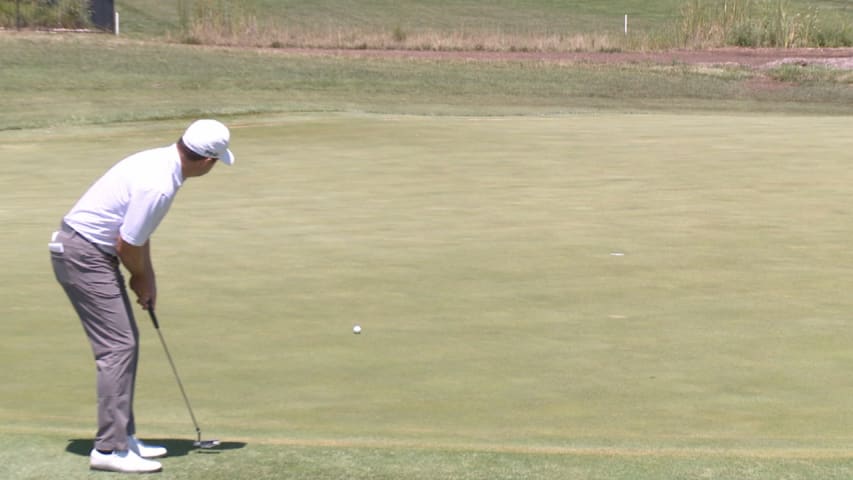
[147,304,221,449]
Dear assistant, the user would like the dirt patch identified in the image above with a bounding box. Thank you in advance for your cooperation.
[282,46,853,70]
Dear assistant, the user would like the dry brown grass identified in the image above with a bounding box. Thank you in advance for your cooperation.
[171,0,638,51]
[176,23,641,52]
[170,0,851,51]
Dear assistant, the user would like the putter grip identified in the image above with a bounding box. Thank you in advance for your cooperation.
[148,305,160,329]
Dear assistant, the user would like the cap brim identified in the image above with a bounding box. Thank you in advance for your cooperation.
[217,149,235,166]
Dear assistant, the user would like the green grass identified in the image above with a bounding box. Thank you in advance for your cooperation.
[108,0,853,49]
[3,113,853,478]
[5,0,851,48]
[0,0,90,29]
[5,432,852,480]
[2,9,853,477]
[1,34,852,133]
[116,0,689,38]
[113,0,852,38]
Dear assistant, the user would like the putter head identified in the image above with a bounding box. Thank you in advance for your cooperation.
[193,439,221,449]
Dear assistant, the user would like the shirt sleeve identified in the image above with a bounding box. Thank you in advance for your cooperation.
[119,187,174,246]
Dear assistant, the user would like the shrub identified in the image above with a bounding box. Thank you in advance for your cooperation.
[392,25,406,43]
[813,18,853,47]
[677,0,847,48]
[0,0,91,29]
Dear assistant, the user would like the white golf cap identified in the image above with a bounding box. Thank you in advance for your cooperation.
[181,119,235,165]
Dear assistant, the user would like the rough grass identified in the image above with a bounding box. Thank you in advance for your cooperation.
[5,0,851,50]
[177,23,634,53]
[113,0,853,50]
[0,0,90,29]
[1,33,852,133]
[677,0,853,48]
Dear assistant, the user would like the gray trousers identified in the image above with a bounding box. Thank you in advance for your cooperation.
[50,224,137,452]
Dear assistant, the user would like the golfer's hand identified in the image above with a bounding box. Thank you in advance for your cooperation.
[130,274,157,310]
[117,238,157,310]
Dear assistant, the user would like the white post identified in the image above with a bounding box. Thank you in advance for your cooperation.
[114,11,120,36]
[624,14,628,35]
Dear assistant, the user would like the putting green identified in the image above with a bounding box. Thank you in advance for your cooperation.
[2,113,853,479]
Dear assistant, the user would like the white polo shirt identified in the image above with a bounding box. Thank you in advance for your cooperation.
[64,144,184,256]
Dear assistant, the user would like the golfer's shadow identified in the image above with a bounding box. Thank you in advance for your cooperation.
[66,439,246,457]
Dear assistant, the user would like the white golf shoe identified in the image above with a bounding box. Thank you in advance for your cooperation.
[89,448,162,473]
[129,435,168,459]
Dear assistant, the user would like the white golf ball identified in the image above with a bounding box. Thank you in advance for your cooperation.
[353,325,362,334]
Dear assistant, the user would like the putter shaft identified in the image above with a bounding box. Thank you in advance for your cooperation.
[147,306,207,446]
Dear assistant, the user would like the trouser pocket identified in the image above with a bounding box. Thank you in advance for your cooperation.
[49,231,71,284]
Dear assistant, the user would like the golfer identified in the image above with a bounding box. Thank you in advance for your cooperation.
[49,119,235,473]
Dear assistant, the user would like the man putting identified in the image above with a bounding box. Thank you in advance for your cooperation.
[49,119,235,473]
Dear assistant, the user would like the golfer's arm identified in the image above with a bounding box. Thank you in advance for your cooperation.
[116,237,154,278]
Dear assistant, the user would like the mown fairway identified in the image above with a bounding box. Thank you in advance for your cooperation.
[2,112,853,479]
